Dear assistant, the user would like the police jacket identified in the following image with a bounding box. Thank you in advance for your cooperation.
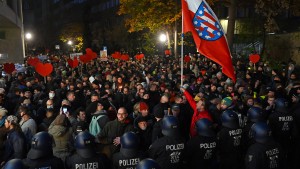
[217,126,243,169]
[241,122,256,153]
[23,155,64,169]
[65,153,108,169]
[268,111,294,145]
[186,135,218,169]
[112,150,146,169]
[148,135,185,169]
[1,129,26,163]
[217,127,243,156]
[245,139,283,169]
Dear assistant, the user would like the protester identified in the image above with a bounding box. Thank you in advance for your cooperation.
[0,115,27,167]
[48,114,73,162]
[0,51,298,169]
[97,107,133,158]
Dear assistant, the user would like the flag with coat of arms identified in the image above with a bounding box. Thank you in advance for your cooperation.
[182,0,236,82]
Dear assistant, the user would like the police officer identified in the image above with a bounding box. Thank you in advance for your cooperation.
[136,158,161,169]
[217,109,243,169]
[3,159,26,169]
[268,98,294,168]
[245,122,283,169]
[186,118,217,169]
[65,131,108,169]
[22,131,64,169]
[148,116,185,169]
[242,107,265,151]
[113,132,146,169]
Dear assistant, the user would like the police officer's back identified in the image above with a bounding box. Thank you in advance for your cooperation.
[268,98,294,168]
[113,132,146,169]
[148,116,185,169]
[242,107,265,151]
[65,131,108,169]
[268,98,294,148]
[186,118,217,169]
[22,131,64,169]
[245,122,283,169]
[217,110,243,169]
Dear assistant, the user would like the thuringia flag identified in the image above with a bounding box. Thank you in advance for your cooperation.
[182,0,236,82]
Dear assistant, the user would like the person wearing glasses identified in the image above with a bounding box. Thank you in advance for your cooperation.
[97,107,133,159]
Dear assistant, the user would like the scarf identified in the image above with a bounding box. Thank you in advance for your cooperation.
[0,116,6,127]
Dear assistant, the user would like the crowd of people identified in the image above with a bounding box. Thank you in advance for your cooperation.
[0,53,299,169]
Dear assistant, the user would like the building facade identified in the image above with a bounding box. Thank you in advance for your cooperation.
[0,0,24,63]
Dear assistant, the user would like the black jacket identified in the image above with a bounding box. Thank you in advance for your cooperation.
[113,150,146,169]
[217,127,243,169]
[245,139,283,169]
[1,129,27,163]
[148,136,185,169]
[65,153,109,169]
[186,135,218,169]
[23,155,64,169]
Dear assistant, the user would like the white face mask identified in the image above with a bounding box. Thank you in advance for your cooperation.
[139,125,147,131]
[49,93,55,99]
[47,105,53,109]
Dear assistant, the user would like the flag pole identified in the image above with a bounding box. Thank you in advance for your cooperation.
[180,8,184,87]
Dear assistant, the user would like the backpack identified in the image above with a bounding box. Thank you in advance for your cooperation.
[89,115,104,136]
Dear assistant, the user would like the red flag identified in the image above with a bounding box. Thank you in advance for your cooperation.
[182,0,236,82]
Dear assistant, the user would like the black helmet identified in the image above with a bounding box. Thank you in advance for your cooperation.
[3,159,25,169]
[247,107,264,123]
[250,122,272,144]
[171,104,180,111]
[274,98,288,113]
[120,132,139,157]
[195,118,215,137]
[221,110,239,129]
[136,158,161,169]
[27,131,53,159]
[75,131,96,158]
[171,104,180,116]
[162,116,179,137]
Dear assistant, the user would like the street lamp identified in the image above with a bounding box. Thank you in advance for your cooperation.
[67,40,73,45]
[159,34,167,42]
[25,33,32,40]
[25,33,33,56]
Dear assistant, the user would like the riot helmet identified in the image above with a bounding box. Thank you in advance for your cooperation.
[120,132,139,157]
[75,131,96,158]
[250,122,272,144]
[274,98,288,113]
[247,106,264,123]
[136,158,161,169]
[27,131,53,159]
[195,118,215,137]
[161,116,179,137]
[171,104,180,117]
[3,159,25,169]
[221,109,239,129]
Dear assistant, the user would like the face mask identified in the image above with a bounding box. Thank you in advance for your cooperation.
[49,93,55,99]
[47,105,53,109]
[139,125,147,131]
